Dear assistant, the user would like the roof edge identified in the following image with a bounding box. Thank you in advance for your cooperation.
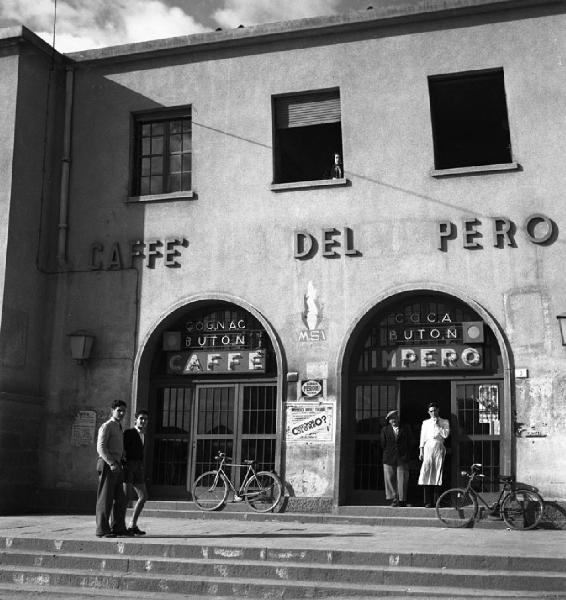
[67,0,564,65]
[0,24,67,62]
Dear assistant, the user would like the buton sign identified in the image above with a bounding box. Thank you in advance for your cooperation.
[167,350,265,374]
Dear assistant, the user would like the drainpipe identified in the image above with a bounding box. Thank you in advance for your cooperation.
[57,66,74,266]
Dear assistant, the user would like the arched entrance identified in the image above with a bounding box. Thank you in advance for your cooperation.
[340,290,509,506]
[134,300,281,499]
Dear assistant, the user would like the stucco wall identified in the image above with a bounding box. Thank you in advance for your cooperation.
[31,5,566,501]
[0,52,18,329]
[0,40,66,510]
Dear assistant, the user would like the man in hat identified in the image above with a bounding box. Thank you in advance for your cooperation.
[380,409,415,507]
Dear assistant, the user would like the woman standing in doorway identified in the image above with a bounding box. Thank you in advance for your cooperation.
[418,402,450,507]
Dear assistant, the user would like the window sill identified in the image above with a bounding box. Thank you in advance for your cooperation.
[126,191,195,203]
[270,178,348,192]
[430,162,520,178]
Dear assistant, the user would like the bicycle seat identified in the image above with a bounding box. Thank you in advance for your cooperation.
[244,459,255,465]
[498,475,514,483]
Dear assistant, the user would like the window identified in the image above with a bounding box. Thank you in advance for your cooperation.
[273,89,343,184]
[428,69,512,171]
[132,108,192,197]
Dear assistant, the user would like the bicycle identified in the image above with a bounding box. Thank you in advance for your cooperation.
[192,452,283,513]
[435,463,544,529]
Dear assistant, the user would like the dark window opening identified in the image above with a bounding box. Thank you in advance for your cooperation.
[276,123,342,183]
[428,70,512,170]
[273,90,343,184]
[133,108,192,196]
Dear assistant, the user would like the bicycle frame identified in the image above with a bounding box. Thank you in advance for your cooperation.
[461,463,539,513]
[213,454,262,499]
[461,468,506,511]
[436,463,544,529]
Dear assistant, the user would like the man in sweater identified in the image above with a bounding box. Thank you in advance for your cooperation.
[123,409,149,535]
[95,400,130,537]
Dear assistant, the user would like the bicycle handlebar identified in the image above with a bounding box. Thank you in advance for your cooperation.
[214,452,256,466]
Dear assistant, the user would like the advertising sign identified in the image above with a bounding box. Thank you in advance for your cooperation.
[301,379,323,398]
[285,402,333,442]
[380,345,482,371]
[71,411,97,447]
[167,350,266,374]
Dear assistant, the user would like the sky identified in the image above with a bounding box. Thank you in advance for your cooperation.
[0,0,373,53]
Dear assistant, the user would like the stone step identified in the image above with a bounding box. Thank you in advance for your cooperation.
[2,550,566,591]
[1,564,565,599]
[0,583,244,600]
[6,536,566,572]
[0,583,562,600]
[135,503,508,529]
[1,541,566,593]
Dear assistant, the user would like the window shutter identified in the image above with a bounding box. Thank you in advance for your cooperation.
[275,91,341,129]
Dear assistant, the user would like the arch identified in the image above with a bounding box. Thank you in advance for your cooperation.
[335,283,513,506]
[131,292,285,410]
[130,292,286,480]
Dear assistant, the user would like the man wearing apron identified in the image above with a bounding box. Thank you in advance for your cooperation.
[418,402,450,507]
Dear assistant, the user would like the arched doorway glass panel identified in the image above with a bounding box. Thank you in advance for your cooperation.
[346,292,504,505]
[147,303,278,498]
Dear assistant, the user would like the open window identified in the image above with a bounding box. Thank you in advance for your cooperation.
[131,107,192,198]
[428,69,512,171]
[273,89,343,185]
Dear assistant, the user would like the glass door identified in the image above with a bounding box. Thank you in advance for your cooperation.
[193,384,237,486]
[452,380,502,492]
[191,382,278,491]
[349,381,398,504]
[149,386,193,497]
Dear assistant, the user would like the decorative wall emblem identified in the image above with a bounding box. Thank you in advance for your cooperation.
[299,282,327,342]
[302,281,321,330]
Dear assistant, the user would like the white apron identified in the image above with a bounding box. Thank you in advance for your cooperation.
[418,417,450,486]
[418,439,446,485]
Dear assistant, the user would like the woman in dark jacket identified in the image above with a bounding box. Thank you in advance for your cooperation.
[380,410,415,507]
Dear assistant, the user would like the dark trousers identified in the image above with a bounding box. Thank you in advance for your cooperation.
[96,462,127,535]
[423,485,441,506]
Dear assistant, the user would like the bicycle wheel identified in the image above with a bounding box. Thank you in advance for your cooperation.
[501,489,544,530]
[193,471,228,511]
[244,471,282,512]
[436,488,478,527]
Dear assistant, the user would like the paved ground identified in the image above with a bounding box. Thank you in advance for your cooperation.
[0,514,564,559]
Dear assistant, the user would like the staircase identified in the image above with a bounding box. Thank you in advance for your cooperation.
[137,500,508,529]
[1,531,565,599]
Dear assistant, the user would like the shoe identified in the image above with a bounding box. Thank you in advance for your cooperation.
[113,529,135,537]
[389,499,399,507]
[96,533,116,538]
[127,525,146,535]
[398,501,407,507]
[424,503,433,508]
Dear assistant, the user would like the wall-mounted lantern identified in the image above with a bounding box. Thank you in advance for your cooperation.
[68,331,95,365]
[557,314,566,346]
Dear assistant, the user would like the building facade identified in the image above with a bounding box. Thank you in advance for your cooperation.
[1,0,565,513]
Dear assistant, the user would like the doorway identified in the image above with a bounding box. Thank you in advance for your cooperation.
[343,290,507,507]
[400,380,451,503]
[148,381,277,498]
[141,302,280,500]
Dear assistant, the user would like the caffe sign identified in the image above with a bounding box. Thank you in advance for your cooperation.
[167,350,266,374]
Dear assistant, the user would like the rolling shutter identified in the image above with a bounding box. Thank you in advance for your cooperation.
[275,90,341,129]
